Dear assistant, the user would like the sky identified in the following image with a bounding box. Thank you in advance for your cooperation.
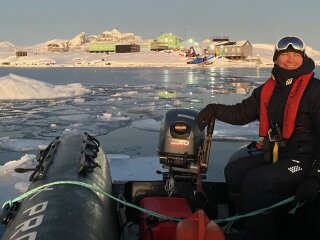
[1,0,320,49]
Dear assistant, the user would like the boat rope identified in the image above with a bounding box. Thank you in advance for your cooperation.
[214,196,296,223]
[1,180,301,225]
[2,181,180,222]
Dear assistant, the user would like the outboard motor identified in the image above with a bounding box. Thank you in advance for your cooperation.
[158,109,205,175]
[137,110,217,239]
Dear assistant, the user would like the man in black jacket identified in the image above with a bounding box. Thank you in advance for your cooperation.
[197,36,320,240]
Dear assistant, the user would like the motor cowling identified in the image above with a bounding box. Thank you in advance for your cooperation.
[158,109,205,174]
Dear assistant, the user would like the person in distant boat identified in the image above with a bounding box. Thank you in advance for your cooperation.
[186,46,196,58]
[201,55,207,67]
[196,36,320,240]
[203,55,207,61]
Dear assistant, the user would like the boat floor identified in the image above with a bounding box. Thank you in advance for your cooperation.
[113,181,320,240]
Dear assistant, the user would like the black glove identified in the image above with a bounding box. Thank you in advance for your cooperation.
[295,176,320,203]
[196,104,216,131]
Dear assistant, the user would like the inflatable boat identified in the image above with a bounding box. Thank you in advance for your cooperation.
[1,133,119,240]
[187,55,214,64]
[0,109,319,240]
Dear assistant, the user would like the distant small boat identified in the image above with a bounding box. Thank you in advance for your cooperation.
[187,54,214,64]
[203,55,222,65]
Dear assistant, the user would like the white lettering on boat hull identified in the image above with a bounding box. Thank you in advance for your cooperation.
[10,201,48,240]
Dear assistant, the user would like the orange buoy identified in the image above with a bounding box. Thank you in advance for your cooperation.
[175,210,225,240]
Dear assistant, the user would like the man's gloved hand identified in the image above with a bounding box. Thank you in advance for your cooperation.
[295,176,320,203]
[196,104,216,131]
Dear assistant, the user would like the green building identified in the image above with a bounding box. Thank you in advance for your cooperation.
[140,42,151,51]
[157,33,182,50]
[150,40,168,51]
[88,42,116,53]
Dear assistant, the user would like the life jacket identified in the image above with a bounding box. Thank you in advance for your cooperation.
[259,72,313,140]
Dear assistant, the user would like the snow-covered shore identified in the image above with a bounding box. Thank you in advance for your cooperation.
[2,29,320,68]
[1,43,320,68]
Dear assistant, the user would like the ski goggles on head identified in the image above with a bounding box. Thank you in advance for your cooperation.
[275,36,306,52]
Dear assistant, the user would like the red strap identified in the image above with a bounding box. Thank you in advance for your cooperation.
[259,78,275,137]
[283,72,313,138]
[259,72,313,139]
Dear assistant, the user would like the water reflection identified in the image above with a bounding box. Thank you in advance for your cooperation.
[163,69,170,83]
[256,67,260,78]
[187,71,194,84]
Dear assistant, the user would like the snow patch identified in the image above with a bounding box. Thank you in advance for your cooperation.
[0,74,91,100]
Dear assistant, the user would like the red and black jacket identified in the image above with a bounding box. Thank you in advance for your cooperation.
[209,73,320,162]
[259,72,313,139]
